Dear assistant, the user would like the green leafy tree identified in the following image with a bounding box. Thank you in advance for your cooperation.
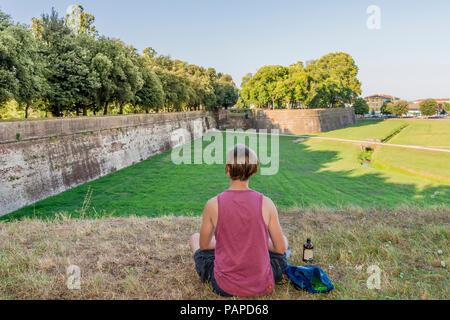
[2,25,47,118]
[215,74,239,109]
[0,9,47,118]
[380,102,392,115]
[390,100,410,117]
[306,52,361,108]
[284,62,308,108]
[0,7,241,118]
[92,38,143,115]
[239,53,361,110]
[65,5,97,37]
[135,56,164,113]
[0,10,12,31]
[110,44,143,114]
[32,9,100,117]
[419,99,438,117]
[240,65,289,109]
[444,102,450,113]
[353,98,369,115]
[0,20,18,104]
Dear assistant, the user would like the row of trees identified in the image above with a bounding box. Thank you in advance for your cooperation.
[381,99,445,117]
[353,98,448,117]
[237,52,362,109]
[0,6,239,119]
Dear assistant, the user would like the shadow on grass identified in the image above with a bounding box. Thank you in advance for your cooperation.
[2,133,449,222]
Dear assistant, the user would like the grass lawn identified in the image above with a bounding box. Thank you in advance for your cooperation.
[0,208,448,300]
[388,119,450,147]
[3,130,449,221]
[373,147,450,184]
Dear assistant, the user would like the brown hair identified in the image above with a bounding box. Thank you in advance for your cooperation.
[226,144,259,181]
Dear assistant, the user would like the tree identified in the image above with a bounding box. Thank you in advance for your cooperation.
[352,98,369,115]
[0,23,18,104]
[1,25,47,118]
[65,5,97,37]
[214,74,239,109]
[32,9,100,117]
[135,57,164,113]
[110,44,143,114]
[93,37,143,115]
[0,10,12,31]
[284,62,308,108]
[390,100,409,117]
[380,102,392,115]
[444,102,450,114]
[239,53,361,110]
[239,65,289,109]
[0,9,47,118]
[306,52,361,108]
[419,99,438,117]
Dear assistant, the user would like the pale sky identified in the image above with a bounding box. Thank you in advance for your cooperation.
[1,0,450,101]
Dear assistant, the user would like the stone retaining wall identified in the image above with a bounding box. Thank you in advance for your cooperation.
[218,108,356,134]
[0,112,216,216]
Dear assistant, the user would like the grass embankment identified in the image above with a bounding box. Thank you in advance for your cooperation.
[316,119,450,184]
[3,129,449,221]
[0,208,448,300]
[389,120,450,147]
[373,120,450,184]
[317,119,409,142]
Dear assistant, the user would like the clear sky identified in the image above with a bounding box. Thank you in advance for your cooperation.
[1,0,449,101]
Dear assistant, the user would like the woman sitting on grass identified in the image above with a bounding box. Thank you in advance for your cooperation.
[189,144,289,298]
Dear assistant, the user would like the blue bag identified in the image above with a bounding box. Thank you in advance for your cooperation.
[285,264,334,294]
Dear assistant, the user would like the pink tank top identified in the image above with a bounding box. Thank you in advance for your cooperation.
[214,189,274,297]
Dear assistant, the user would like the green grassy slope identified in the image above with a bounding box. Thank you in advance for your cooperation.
[3,129,449,221]
[317,119,409,141]
[389,120,450,147]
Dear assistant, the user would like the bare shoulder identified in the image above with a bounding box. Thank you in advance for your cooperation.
[204,197,218,214]
[262,196,277,225]
[262,196,277,213]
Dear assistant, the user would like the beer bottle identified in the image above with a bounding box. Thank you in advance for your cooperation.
[303,238,314,263]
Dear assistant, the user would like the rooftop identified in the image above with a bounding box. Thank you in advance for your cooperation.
[364,94,400,100]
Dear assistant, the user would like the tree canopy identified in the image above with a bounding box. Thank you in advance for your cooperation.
[419,99,439,117]
[352,98,369,115]
[390,100,410,117]
[238,53,361,109]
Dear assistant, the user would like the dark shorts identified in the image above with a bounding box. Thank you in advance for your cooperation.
[193,249,288,297]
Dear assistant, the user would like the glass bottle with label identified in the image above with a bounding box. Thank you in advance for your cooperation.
[303,238,314,263]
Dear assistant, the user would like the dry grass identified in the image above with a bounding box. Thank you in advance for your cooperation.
[0,208,448,300]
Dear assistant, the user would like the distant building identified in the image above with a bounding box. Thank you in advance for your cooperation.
[364,94,400,115]
[408,98,450,117]
[407,101,421,117]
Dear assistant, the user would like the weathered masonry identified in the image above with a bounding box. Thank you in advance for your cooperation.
[218,108,356,134]
[0,112,216,216]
